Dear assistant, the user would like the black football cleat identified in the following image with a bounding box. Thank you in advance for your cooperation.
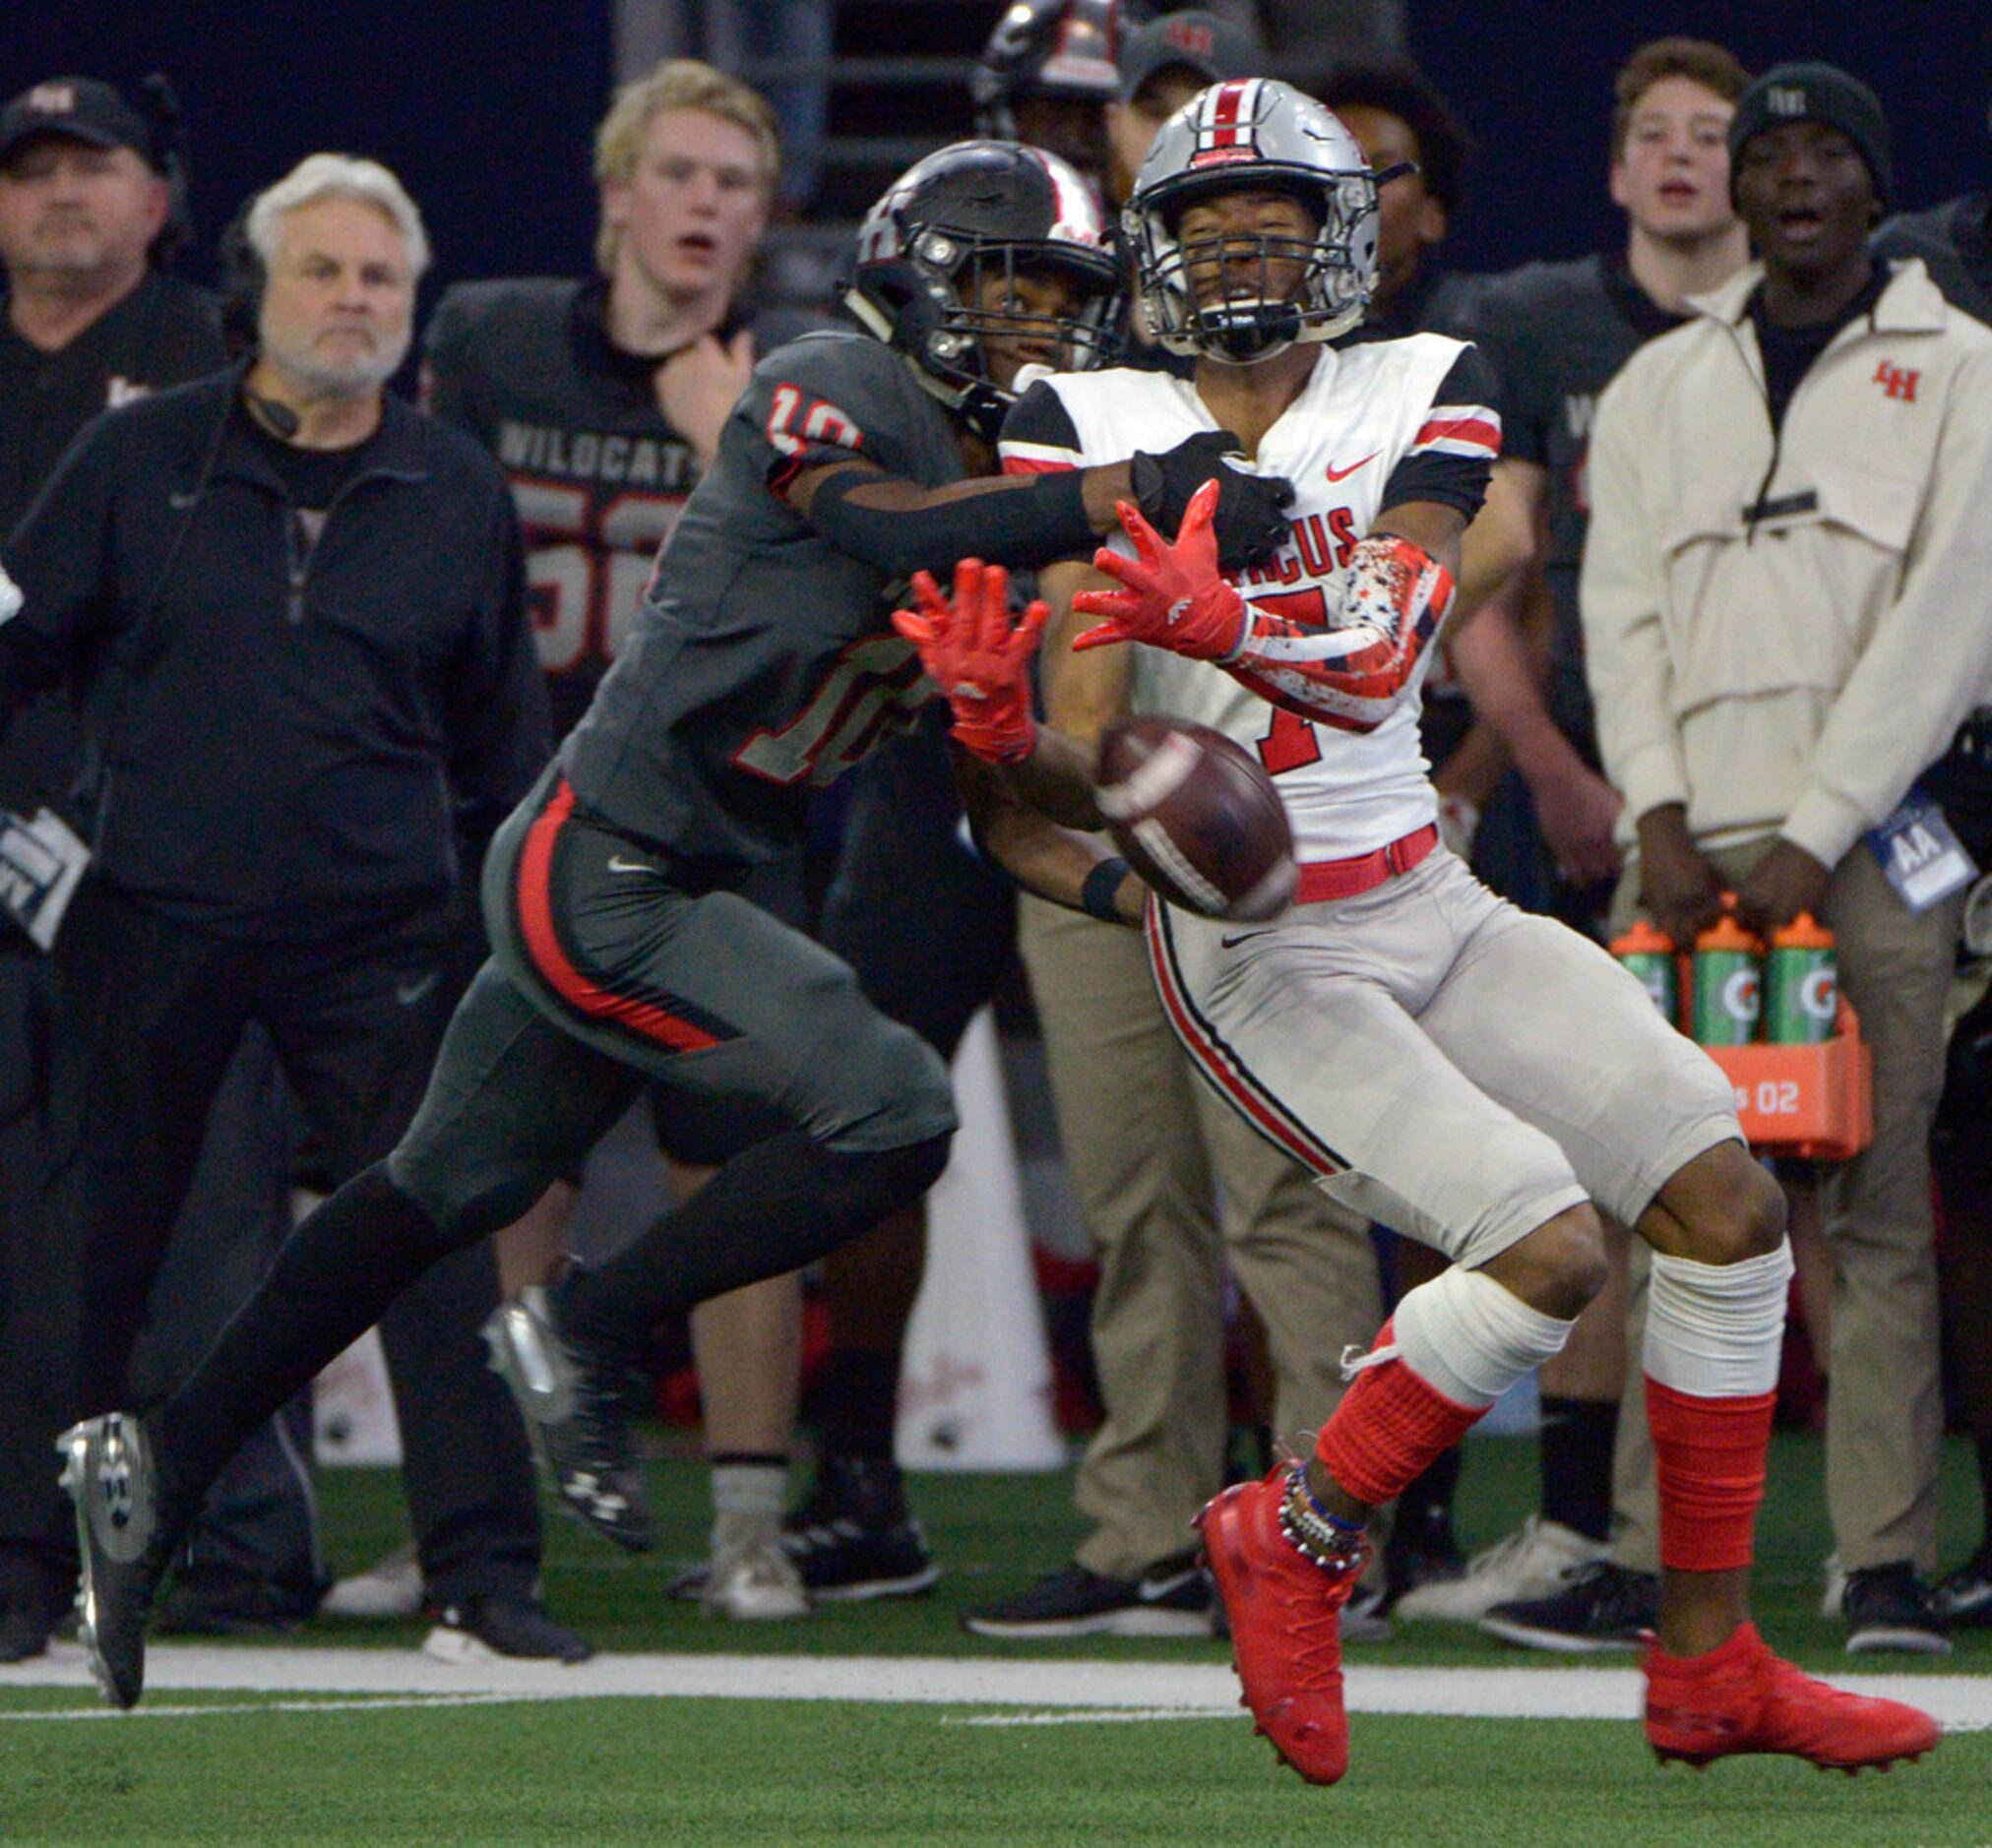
[57,1414,170,1709]
[482,1287,655,1552]
[783,1453,939,1602]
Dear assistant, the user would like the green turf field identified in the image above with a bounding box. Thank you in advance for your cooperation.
[2,1434,1986,1846]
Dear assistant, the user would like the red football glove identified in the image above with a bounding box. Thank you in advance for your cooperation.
[892,558,1046,764]
[1070,477,1247,661]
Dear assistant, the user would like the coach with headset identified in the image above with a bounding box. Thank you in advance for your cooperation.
[0,153,585,1661]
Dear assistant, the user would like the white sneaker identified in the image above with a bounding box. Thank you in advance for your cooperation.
[320,1543,422,1620]
[701,1512,808,1621]
[1392,1515,1606,1623]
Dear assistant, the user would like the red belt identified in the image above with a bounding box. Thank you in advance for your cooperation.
[1293,823,1439,904]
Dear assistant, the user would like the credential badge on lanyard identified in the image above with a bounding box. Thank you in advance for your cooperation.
[1866,789,1976,913]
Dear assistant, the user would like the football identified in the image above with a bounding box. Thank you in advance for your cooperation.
[1096,716,1296,922]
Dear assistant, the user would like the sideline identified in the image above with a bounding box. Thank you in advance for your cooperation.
[3,1643,1989,1728]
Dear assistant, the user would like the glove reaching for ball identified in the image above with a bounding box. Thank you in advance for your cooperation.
[1070,478,1454,733]
[892,558,1046,764]
[1071,477,1246,661]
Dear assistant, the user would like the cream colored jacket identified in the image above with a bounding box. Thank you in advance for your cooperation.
[1581,258,1992,868]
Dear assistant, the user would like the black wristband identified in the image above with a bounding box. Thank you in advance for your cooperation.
[1082,855,1133,923]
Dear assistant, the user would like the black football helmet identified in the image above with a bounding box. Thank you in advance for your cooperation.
[971,0,1132,138]
[845,140,1124,439]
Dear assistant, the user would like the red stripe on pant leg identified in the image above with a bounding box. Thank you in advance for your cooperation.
[1315,1320,1486,1507]
[1143,905,1338,1174]
[1647,1376,1774,1572]
[516,781,719,1054]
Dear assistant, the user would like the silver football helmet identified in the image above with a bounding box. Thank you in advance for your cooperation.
[1126,78,1380,363]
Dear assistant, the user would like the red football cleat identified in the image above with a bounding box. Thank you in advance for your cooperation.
[1197,1465,1368,1786]
[1645,1622,1941,1772]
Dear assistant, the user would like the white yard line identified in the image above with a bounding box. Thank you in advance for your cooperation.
[3,1642,1989,1729]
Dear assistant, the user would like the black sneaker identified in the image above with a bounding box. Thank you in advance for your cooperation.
[781,1453,937,1601]
[1931,1543,1992,1630]
[157,1568,315,1636]
[422,1592,593,1664]
[961,1555,1212,1638]
[56,1413,172,1708]
[1477,1560,1660,1653]
[483,1287,655,1553]
[1841,1561,1952,1656]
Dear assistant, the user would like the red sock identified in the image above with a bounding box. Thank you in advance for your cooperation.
[1647,1376,1775,1571]
[1315,1321,1486,1508]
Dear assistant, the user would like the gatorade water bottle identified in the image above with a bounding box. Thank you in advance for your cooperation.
[1692,913,1763,1046]
[1767,913,1836,1044]
[1611,919,1679,1027]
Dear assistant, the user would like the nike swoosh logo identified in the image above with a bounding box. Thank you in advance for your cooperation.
[1220,930,1268,950]
[1325,452,1378,483]
[395,971,439,1008]
[606,855,656,875]
[1139,1568,1202,1601]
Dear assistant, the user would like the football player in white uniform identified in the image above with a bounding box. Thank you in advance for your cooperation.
[899,78,1939,1786]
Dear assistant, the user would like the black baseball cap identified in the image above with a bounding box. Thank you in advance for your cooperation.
[1117,10,1261,104]
[0,77,163,170]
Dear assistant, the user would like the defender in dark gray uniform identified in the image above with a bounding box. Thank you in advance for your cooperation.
[52,139,1297,1707]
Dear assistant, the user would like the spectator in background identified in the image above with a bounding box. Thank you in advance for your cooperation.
[420,59,823,1624]
[0,74,320,1662]
[1872,64,1992,1634]
[972,0,1134,195]
[1395,38,1754,1643]
[1105,9,1264,209]
[0,153,587,1665]
[0,77,217,532]
[1319,62,1479,338]
[616,2,831,215]
[1583,63,1992,1655]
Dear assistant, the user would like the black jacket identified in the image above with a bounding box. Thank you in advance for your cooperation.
[0,371,551,937]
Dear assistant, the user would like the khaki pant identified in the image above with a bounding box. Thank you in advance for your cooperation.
[1019,895,1382,1580]
[1609,843,1961,1576]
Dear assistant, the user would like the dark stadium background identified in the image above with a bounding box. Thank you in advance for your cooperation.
[5,1,1987,306]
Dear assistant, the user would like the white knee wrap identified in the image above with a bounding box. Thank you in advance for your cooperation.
[1387,1265,1576,1411]
[1647,1239,1794,1398]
